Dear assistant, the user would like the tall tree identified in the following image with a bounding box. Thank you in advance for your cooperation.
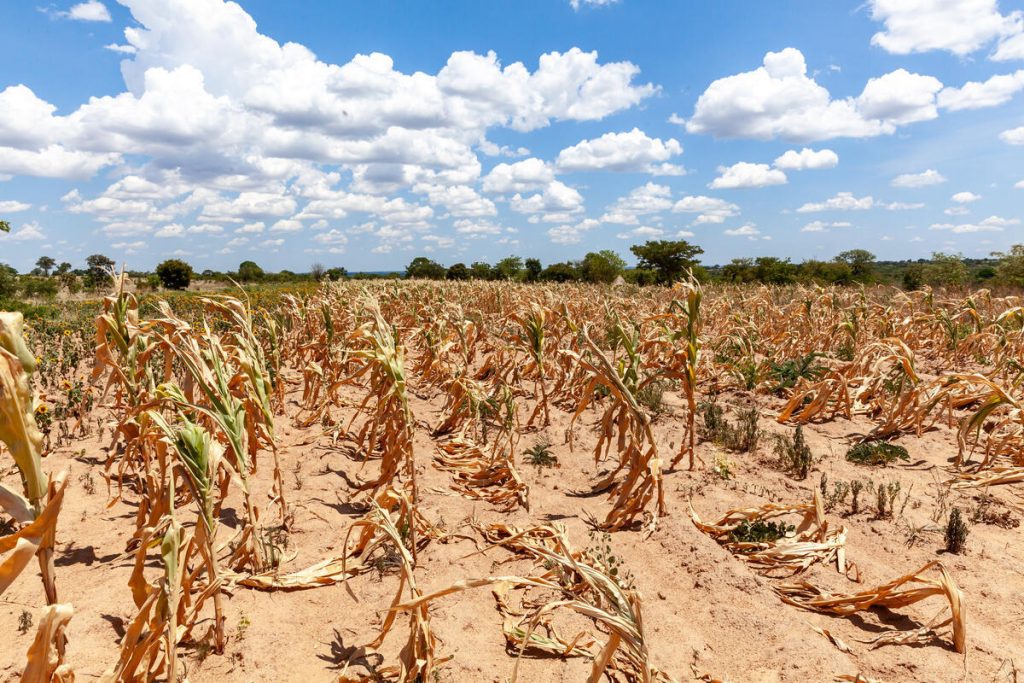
[580,250,626,283]
[629,239,704,284]
[155,259,193,290]
[834,249,876,281]
[405,257,446,279]
[494,255,524,280]
[238,260,264,282]
[85,253,116,289]
[35,256,56,277]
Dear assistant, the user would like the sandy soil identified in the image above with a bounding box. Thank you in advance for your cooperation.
[3,374,1023,683]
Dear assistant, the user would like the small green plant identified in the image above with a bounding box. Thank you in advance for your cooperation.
[766,353,826,394]
[944,508,969,554]
[236,614,251,640]
[846,441,910,466]
[18,609,32,634]
[700,402,760,453]
[850,480,865,515]
[713,456,733,480]
[584,531,635,589]
[874,480,902,519]
[728,519,794,544]
[78,470,95,495]
[820,473,850,513]
[773,425,813,479]
[523,442,557,468]
[635,379,669,414]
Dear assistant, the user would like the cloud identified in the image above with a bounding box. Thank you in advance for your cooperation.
[724,224,761,237]
[952,191,982,203]
[773,147,838,170]
[801,220,852,233]
[555,128,684,175]
[891,169,947,188]
[797,192,875,213]
[709,162,786,189]
[3,221,46,241]
[616,225,664,240]
[938,71,1024,110]
[671,195,740,224]
[56,1,112,22]
[482,158,555,193]
[0,200,31,212]
[599,182,672,224]
[509,180,584,217]
[547,218,600,244]
[570,0,619,10]
[1000,126,1024,144]
[685,48,942,141]
[930,215,1019,233]
[867,0,1023,59]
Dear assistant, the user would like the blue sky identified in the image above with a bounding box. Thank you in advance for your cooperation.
[0,0,1022,273]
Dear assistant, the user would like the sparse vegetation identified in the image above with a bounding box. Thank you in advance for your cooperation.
[846,441,910,466]
[945,508,970,555]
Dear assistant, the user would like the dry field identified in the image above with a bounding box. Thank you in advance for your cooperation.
[2,277,1024,682]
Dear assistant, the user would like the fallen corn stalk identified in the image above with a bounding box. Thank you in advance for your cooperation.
[689,492,847,577]
[774,560,965,653]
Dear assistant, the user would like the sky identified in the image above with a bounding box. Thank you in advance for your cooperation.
[0,0,1022,273]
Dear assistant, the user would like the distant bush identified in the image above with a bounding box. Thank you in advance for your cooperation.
[156,259,193,290]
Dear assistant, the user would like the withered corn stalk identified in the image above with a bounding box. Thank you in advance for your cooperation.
[774,560,965,653]
[0,311,72,671]
[565,328,665,532]
[689,492,848,577]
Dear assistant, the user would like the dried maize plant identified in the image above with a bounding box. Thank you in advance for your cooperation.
[200,296,286,521]
[565,327,665,531]
[510,302,567,428]
[341,297,418,501]
[650,279,703,470]
[293,293,358,429]
[388,524,673,683]
[848,340,938,441]
[434,437,529,512]
[338,499,448,683]
[689,492,848,577]
[0,312,74,680]
[923,374,1024,487]
[101,518,220,682]
[776,369,852,424]
[774,561,966,653]
[234,484,443,591]
[149,414,227,650]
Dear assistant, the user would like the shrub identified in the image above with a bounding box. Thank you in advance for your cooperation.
[944,508,969,554]
[846,441,909,466]
[155,259,193,290]
[700,402,760,453]
[523,442,557,468]
[774,425,812,479]
[766,353,826,394]
[728,520,794,544]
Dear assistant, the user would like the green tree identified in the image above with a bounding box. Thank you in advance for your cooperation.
[494,255,524,280]
[35,256,56,277]
[446,263,469,280]
[580,250,626,284]
[0,220,9,233]
[539,261,580,282]
[993,244,1024,286]
[85,253,116,289]
[721,258,755,283]
[238,260,264,282]
[524,257,543,282]
[405,256,446,279]
[326,267,348,281]
[155,258,193,290]
[902,264,925,290]
[753,257,797,284]
[469,261,494,280]
[834,249,876,281]
[927,252,970,287]
[629,239,704,284]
